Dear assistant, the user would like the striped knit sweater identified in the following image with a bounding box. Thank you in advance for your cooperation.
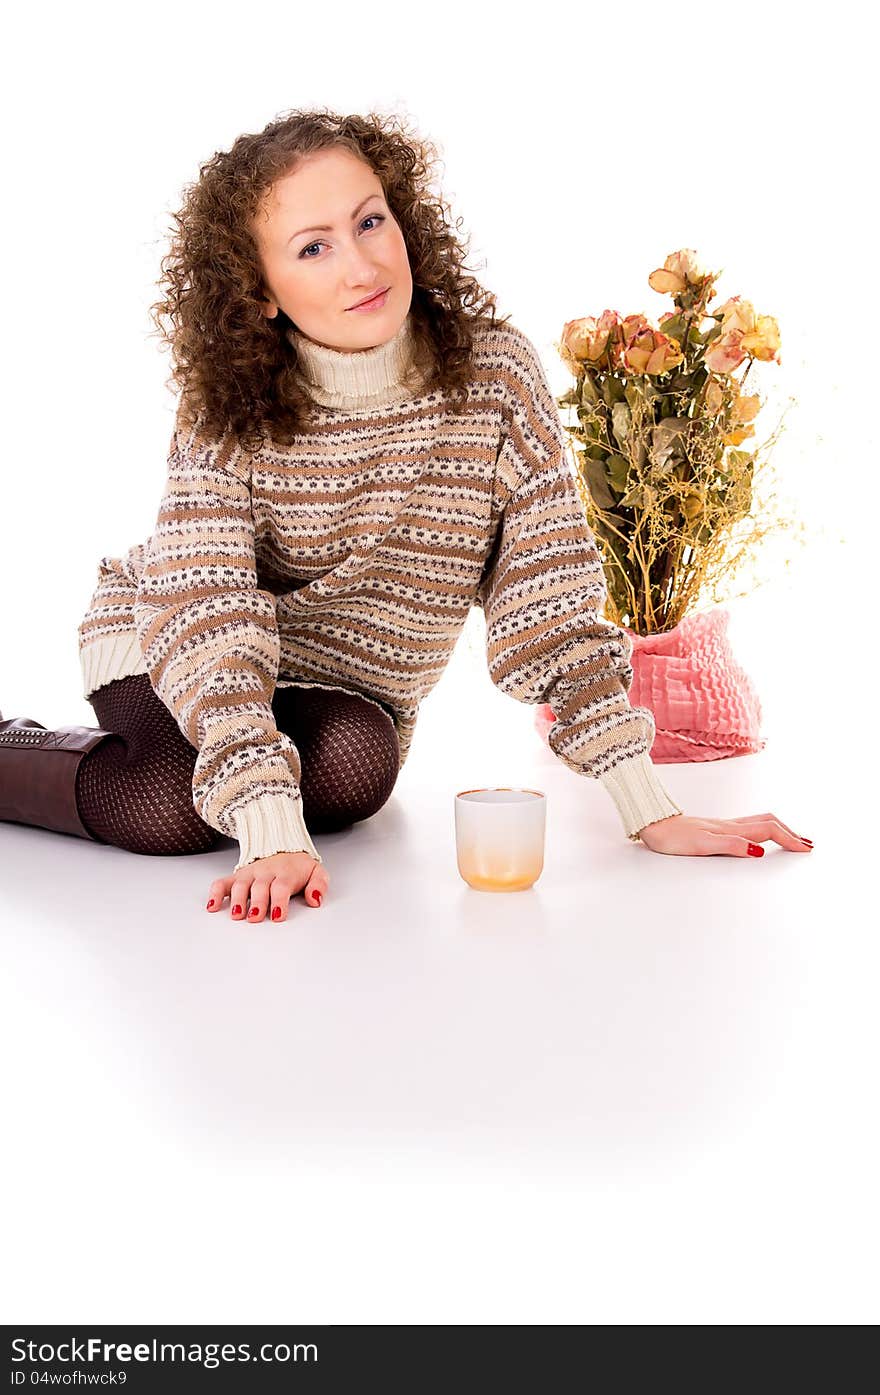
[76,312,683,870]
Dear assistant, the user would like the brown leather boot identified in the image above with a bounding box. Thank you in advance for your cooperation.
[0,715,121,842]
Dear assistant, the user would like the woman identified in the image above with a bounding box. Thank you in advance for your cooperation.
[0,108,813,922]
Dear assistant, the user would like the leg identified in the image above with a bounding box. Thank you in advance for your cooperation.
[271,685,400,833]
[79,679,399,853]
[3,676,399,858]
[75,673,223,855]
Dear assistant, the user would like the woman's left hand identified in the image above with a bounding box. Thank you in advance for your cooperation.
[637,812,814,857]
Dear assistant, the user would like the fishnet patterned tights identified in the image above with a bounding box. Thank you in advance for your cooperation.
[75,672,400,856]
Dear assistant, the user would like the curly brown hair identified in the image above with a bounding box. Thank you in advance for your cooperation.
[148,105,510,453]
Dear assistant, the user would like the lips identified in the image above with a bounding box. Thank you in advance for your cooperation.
[348,286,389,310]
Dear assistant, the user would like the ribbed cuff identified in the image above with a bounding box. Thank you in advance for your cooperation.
[231,791,323,871]
[80,631,149,697]
[598,751,684,841]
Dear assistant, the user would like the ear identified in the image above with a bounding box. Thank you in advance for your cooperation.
[260,297,279,320]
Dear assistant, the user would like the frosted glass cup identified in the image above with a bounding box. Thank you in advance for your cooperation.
[454,787,547,892]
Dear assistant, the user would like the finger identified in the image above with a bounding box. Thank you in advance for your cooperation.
[702,815,813,853]
[246,879,272,924]
[205,877,231,912]
[230,876,253,919]
[269,879,294,924]
[304,863,328,908]
[702,831,767,858]
[708,812,811,843]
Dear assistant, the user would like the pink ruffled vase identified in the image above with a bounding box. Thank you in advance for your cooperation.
[535,605,766,763]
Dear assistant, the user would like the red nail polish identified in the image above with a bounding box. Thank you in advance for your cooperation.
[747,842,764,857]
[800,838,814,846]
[232,904,242,915]
[313,890,322,906]
[249,907,259,917]
[206,899,215,909]
[271,906,282,921]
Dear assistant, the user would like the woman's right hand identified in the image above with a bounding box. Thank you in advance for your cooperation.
[205,851,328,923]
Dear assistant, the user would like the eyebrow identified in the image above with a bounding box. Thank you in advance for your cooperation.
[287,192,384,244]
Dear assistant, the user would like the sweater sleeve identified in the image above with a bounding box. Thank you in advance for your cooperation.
[132,408,323,872]
[476,328,684,841]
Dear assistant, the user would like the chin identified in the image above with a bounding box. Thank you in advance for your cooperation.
[347,305,407,346]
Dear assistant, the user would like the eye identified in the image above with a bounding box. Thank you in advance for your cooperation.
[299,214,385,260]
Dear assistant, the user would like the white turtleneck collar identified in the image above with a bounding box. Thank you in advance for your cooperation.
[286,312,430,413]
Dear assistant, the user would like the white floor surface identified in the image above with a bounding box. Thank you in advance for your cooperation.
[1,581,875,1324]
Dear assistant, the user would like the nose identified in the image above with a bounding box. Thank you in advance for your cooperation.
[343,249,382,285]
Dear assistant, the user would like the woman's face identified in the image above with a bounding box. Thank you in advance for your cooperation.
[252,146,413,352]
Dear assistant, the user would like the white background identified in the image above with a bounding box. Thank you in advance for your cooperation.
[1,0,876,1326]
